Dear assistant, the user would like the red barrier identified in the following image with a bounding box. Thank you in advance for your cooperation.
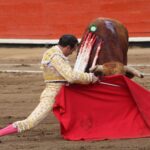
[0,0,149,39]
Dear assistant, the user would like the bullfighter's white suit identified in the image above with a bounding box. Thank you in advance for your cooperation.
[13,46,94,132]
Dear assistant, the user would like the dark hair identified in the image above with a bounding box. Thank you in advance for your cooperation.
[58,34,78,48]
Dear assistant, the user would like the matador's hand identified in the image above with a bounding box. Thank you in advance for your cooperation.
[91,74,99,83]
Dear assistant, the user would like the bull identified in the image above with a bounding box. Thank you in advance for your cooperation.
[74,18,143,78]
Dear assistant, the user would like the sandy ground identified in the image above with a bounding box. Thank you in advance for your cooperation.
[0,46,150,150]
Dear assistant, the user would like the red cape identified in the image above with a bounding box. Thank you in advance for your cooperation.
[53,75,150,140]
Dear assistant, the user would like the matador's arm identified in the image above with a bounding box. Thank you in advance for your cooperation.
[50,54,93,84]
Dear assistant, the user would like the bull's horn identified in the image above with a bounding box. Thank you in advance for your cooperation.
[124,66,144,78]
[89,65,103,73]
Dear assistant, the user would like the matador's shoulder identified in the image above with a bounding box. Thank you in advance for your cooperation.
[42,46,62,62]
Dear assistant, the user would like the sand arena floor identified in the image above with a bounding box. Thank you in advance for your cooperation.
[0,45,150,150]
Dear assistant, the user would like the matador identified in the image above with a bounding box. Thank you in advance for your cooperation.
[0,35,98,136]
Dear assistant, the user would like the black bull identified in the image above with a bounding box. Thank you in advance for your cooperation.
[77,18,143,78]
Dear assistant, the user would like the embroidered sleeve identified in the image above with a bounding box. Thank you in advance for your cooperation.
[50,54,93,84]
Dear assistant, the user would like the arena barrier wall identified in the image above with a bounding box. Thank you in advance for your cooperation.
[0,0,149,44]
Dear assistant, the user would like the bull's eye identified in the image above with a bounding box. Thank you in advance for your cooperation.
[89,25,97,32]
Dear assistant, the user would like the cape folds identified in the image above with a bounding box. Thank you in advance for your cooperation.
[53,75,150,140]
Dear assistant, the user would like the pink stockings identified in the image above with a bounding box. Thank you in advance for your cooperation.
[0,124,18,137]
